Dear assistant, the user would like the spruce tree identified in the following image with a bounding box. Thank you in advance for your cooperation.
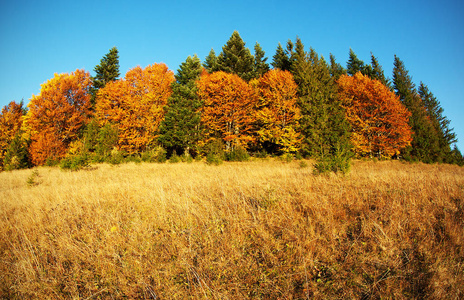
[203,49,218,73]
[271,43,291,71]
[369,53,391,89]
[393,55,440,162]
[346,48,366,76]
[216,31,254,81]
[418,82,457,162]
[91,47,120,104]
[3,132,30,171]
[291,40,351,172]
[159,55,203,157]
[253,42,270,78]
[329,53,346,80]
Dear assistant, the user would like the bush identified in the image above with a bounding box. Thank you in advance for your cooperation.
[141,147,167,163]
[168,152,181,163]
[280,153,293,163]
[206,152,223,165]
[225,146,249,162]
[59,155,90,171]
[254,150,269,159]
[107,149,125,165]
[3,133,30,171]
[205,139,225,165]
[313,154,350,175]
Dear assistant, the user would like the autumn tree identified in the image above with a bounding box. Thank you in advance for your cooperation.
[338,72,412,158]
[0,101,27,170]
[197,71,257,151]
[95,63,175,154]
[24,69,93,165]
[252,69,301,154]
[216,31,255,81]
[158,55,203,156]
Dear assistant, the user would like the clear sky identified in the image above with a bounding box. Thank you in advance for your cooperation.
[1,0,463,151]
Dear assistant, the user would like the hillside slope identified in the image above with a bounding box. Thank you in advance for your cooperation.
[1,160,463,299]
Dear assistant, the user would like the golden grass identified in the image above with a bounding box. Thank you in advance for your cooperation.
[1,159,463,299]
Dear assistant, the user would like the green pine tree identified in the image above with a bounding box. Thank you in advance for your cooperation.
[91,47,120,104]
[271,42,291,71]
[216,31,255,81]
[449,145,464,166]
[253,42,270,78]
[203,49,218,73]
[346,48,366,76]
[159,55,203,157]
[393,55,440,162]
[369,53,391,89]
[290,40,351,172]
[418,82,457,163]
[3,132,30,171]
[329,53,346,80]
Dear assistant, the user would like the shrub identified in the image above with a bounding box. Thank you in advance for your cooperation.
[313,154,350,175]
[280,153,293,163]
[141,147,167,163]
[59,155,90,171]
[169,152,181,163]
[225,145,249,162]
[206,152,223,165]
[3,133,30,171]
[107,149,125,165]
[205,139,225,165]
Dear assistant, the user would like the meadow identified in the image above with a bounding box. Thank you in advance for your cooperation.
[0,159,463,299]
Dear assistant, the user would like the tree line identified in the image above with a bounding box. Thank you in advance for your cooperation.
[1,31,462,172]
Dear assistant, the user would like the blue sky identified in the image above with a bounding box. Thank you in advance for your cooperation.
[1,0,463,151]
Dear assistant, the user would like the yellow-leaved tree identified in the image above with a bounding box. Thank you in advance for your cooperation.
[24,69,92,165]
[95,64,175,154]
[197,71,257,151]
[252,69,301,154]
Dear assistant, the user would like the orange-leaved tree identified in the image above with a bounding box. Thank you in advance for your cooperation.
[252,69,301,154]
[0,101,27,170]
[95,63,174,154]
[24,69,93,165]
[197,71,257,151]
[338,72,412,158]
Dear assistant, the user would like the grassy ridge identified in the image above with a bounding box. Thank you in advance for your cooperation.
[1,160,463,299]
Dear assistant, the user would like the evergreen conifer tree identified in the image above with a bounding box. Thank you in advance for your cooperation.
[271,43,291,71]
[329,53,346,80]
[418,82,457,162]
[3,132,30,171]
[369,53,391,89]
[159,55,203,156]
[393,55,440,162]
[91,47,120,104]
[346,48,366,76]
[216,31,254,81]
[253,42,270,78]
[203,49,218,73]
[290,40,351,172]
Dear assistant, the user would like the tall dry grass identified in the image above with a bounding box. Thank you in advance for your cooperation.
[0,159,463,299]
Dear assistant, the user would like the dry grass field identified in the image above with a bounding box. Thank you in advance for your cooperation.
[0,159,463,299]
